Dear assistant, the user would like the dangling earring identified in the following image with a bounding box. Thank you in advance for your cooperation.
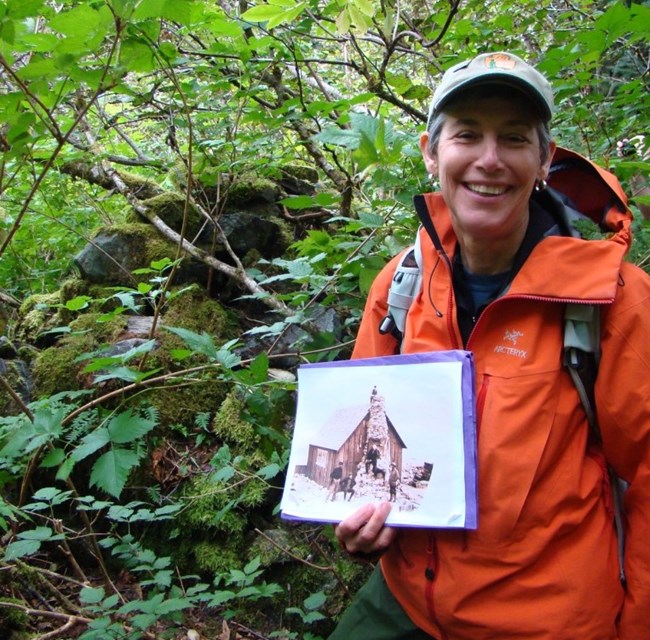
[535,178,548,192]
[428,173,440,190]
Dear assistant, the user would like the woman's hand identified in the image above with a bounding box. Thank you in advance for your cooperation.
[335,502,397,559]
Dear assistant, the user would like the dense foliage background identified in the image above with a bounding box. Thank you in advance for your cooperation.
[0,0,648,638]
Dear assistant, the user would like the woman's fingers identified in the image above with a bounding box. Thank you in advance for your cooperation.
[335,502,396,554]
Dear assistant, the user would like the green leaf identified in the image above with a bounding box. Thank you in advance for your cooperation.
[313,126,360,149]
[48,4,102,38]
[267,2,307,29]
[18,526,61,541]
[90,448,140,498]
[107,408,157,445]
[212,466,235,483]
[132,0,166,20]
[5,0,46,19]
[256,462,280,480]
[304,590,327,610]
[30,487,73,506]
[39,447,66,468]
[248,352,269,383]
[4,539,41,560]
[64,295,92,311]
[71,428,111,463]
[160,0,201,24]
[347,3,372,32]
[120,38,157,73]
[165,326,219,359]
[243,556,261,575]
[80,586,106,605]
[94,366,160,384]
[205,14,244,38]
[215,344,242,369]
[241,5,286,22]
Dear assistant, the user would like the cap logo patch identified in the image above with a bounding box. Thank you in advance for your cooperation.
[484,53,516,70]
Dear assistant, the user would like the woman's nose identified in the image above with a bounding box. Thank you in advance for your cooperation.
[476,137,504,171]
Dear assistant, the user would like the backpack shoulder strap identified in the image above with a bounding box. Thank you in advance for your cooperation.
[379,228,423,345]
[563,302,627,587]
[563,302,601,437]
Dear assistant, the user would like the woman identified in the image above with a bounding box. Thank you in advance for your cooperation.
[329,52,650,640]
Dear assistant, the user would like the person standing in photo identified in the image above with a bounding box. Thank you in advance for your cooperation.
[328,51,650,640]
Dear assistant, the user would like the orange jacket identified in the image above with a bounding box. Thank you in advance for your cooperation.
[352,157,650,639]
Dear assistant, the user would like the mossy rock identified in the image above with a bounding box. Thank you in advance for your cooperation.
[225,175,280,207]
[0,596,29,638]
[15,291,66,346]
[162,288,239,339]
[141,193,208,241]
[117,169,165,200]
[181,538,245,574]
[280,163,319,185]
[212,391,261,456]
[74,223,178,286]
[30,314,128,397]
[145,374,229,430]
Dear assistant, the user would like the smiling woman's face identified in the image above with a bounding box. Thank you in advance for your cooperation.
[421,94,554,253]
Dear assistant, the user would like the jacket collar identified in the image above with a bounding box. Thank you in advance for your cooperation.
[413,190,629,304]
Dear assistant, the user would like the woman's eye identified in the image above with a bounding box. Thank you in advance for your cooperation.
[505,134,528,144]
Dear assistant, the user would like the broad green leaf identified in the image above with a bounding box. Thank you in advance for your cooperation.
[266,2,307,29]
[93,366,159,384]
[211,465,235,483]
[107,408,157,445]
[280,195,320,209]
[18,526,61,541]
[4,539,41,560]
[205,14,244,38]
[90,448,140,498]
[55,457,75,482]
[248,352,269,383]
[155,597,190,614]
[352,0,375,17]
[215,342,239,368]
[208,589,237,606]
[119,38,157,73]
[335,7,351,34]
[165,326,218,359]
[30,487,72,505]
[160,0,201,24]
[79,586,106,605]
[48,4,102,38]
[313,126,359,149]
[243,556,261,575]
[256,462,280,480]
[16,57,58,81]
[71,428,111,463]
[304,589,327,610]
[348,3,372,32]
[241,5,287,22]
[132,0,166,20]
[64,295,92,311]
[6,0,46,19]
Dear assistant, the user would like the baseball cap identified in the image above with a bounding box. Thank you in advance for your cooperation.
[427,52,554,126]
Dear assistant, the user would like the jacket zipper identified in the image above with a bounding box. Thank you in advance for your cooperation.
[424,533,449,640]
[468,294,611,345]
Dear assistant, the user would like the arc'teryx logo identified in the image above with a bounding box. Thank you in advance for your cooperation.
[504,329,523,345]
[494,329,527,359]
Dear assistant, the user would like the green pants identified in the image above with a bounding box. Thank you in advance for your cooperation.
[327,566,437,640]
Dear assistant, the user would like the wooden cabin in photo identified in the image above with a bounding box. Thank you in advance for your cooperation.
[300,403,407,488]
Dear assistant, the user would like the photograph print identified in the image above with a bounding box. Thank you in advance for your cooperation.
[280,350,477,529]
